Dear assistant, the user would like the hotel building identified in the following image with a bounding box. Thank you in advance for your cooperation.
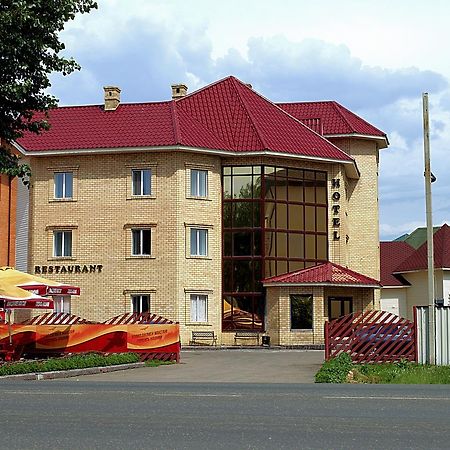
[14,76,388,345]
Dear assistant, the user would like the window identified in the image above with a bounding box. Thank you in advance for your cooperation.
[190,294,208,322]
[131,295,150,313]
[54,172,73,199]
[53,296,71,313]
[190,228,208,256]
[53,231,72,257]
[190,169,208,197]
[132,229,151,256]
[132,169,151,196]
[290,294,313,330]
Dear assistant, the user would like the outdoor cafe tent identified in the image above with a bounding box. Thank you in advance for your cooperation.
[0,284,54,310]
[0,267,80,296]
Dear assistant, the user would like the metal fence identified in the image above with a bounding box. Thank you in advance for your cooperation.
[416,306,450,365]
[325,310,416,363]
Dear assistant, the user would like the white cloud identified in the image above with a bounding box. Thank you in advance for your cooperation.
[47,0,450,241]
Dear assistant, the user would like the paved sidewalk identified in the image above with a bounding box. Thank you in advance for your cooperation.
[74,349,324,384]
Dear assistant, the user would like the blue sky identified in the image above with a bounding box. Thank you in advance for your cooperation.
[49,0,450,240]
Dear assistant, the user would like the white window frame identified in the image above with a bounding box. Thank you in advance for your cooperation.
[54,172,73,199]
[190,169,208,198]
[190,294,208,323]
[53,296,71,314]
[131,229,152,256]
[131,294,150,313]
[53,230,72,257]
[190,228,208,257]
[132,169,152,196]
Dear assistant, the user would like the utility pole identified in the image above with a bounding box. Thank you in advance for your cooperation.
[422,93,435,365]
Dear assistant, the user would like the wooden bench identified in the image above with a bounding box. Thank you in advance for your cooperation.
[234,331,260,345]
[190,331,217,346]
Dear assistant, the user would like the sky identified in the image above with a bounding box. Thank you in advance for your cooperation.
[49,0,450,240]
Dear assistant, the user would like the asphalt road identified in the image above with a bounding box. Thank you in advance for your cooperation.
[1,381,450,449]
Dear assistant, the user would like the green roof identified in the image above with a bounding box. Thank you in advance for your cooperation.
[394,226,440,249]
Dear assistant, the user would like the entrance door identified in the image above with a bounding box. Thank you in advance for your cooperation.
[328,297,352,320]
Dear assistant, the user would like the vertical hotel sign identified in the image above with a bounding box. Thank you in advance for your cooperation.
[331,178,340,240]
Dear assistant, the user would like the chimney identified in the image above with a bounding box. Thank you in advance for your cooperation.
[245,83,252,89]
[103,86,121,111]
[171,84,188,99]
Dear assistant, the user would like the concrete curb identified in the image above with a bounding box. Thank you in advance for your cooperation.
[0,362,145,381]
[182,345,325,351]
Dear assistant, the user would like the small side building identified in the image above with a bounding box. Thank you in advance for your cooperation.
[380,224,450,320]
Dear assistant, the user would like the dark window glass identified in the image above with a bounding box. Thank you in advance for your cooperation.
[291,294,313,329]
[234,232,252,256]
[233,202,253,228]
[233,260,253,292]
[223,203,232,228]
[224,232,232,256]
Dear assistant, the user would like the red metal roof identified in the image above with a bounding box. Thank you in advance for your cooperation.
[17,76,356,162]
[394,224,450,272]
[380,241,415,286]
[278,101,386,138]
[263,262,380,286]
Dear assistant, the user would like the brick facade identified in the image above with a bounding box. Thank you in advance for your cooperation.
[23,136,381,345]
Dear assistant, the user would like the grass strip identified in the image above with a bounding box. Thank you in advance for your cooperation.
[315,354,450,384]
[144,359,176,367]
[0,353,140,376]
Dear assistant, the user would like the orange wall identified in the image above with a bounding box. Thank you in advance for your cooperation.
[0,140,17,267]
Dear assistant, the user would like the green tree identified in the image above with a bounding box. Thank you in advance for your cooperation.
[0,0,97,181]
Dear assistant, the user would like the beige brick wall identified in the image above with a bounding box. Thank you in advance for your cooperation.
[25,138,381,345]
[27,151,222,344]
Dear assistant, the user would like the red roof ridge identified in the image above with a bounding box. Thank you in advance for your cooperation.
[231,77,267,150]
[175,75,236,103]
[330,101,353,134]
[275,104,353,160]
[170,100,181,144]
[332,101,386,137]
[278,100,334,105]
[231,80,354,162]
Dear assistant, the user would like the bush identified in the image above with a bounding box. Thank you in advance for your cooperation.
[0,353,140,376]
[315,352,353,383]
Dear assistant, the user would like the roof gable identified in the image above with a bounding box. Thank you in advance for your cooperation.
[380,241,415,286]
[263,262,380,286]
[278,101,387,140]
[394,224,450,272]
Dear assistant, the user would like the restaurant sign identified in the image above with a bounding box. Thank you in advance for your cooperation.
[34,264,103,275]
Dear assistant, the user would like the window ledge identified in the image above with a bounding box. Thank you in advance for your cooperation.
[48,257,76,261]
[49,198,76,203]
[126,255,156,260]
[127,195,156,200]
[290,329,314,333]
[187,255,211,260]
[186,323,212,327]
[186,196,212,201]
